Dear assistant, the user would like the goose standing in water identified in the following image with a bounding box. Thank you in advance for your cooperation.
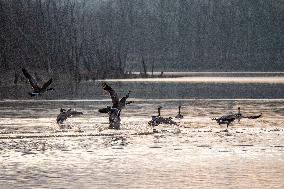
[148,106,177,126]
[234,107,243,122]
[22,68,55,96]
[148,106,162,126]
[212,114,236,129]
[56,108,83,124]
[212,107,262,130]
[98,82,132,129]
[175,105,184,119]
[57,108,71,124]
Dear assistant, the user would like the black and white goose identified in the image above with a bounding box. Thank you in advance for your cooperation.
[22,68,55,96]
[175,105,184,119]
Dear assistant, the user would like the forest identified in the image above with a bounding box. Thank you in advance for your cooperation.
[0,0,283,84]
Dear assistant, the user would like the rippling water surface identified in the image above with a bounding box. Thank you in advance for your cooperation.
[0,77,284,188]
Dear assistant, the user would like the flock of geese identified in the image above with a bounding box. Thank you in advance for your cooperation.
[21,68,262,131]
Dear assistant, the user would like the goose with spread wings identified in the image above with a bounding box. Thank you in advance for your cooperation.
[98,82,133,129]
[56,108,83,124]
[98,82,133,113]
[22,68,55,96]
[212,107,262,128]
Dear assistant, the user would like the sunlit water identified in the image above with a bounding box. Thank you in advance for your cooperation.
[0,77,284,188]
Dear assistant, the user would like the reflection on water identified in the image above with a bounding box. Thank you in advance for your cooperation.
[0,100,284,188]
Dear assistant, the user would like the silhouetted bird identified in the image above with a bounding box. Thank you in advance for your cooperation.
[100,82,132,110]
[148,106,162,126]
[148,106,177,126]
[22,68,55,96]
[175,105,184,119]
[99,82,132,129]
[212,114,236,128]
[56,108,83,124]
[57,108,71,124]
[213,107,262,129]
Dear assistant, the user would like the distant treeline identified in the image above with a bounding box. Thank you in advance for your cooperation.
[0,0,283,83]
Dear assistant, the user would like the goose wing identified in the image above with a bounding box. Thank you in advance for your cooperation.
[22,68,40,91]
[102,82,119,108]
[41,78,53,90]
[69,110,83,116]
[98,107,111,113]
[244,113,262,119]
[222,114,236,120]
[119,91,131,108]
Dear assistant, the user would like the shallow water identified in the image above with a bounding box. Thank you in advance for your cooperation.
[0,99,284,188]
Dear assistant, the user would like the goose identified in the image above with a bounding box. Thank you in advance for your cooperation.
[148,106,162,126]
[212,107,242,128]
[213,107,262,128]
[101,82,132,110]
[56,108,83,124]
[212,114,236,128]
[234,107,243,122]
[22,68,55,96]
[99,82,132,129]
[148,106,178,126]
[175,105,184,119]
[56,108,71,124]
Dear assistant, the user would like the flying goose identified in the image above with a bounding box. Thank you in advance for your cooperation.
[22,68,55,96]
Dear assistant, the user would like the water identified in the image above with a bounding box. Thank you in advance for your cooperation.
[0,77,284,188]
[1,75,284,99]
